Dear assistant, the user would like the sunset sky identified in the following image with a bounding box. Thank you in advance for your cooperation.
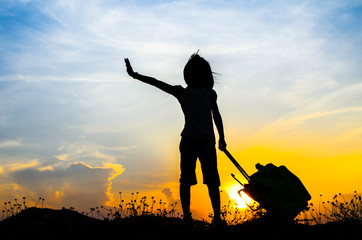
[1,0,362,219]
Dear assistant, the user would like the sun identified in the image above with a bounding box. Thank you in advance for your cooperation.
[226,183,255,209]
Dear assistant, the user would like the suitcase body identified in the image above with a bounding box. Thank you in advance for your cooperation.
[242,163,311,220]
[224,150,311,221]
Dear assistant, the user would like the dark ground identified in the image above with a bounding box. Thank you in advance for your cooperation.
[1,207,361,240]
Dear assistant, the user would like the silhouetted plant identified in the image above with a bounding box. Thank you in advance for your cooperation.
[210,199,266,225]
[84,192,179,220]
[2,191,361,226]
[0,196,46,220]
[34,197,45,208]
[297,191,362,225]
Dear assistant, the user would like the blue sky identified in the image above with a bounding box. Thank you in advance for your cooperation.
[1,0,362,217]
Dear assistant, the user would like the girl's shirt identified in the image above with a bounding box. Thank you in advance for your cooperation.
[130,72,217,143]
[173,86,217,143]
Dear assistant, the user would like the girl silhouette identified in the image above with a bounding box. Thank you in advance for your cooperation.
[125,53,227,225]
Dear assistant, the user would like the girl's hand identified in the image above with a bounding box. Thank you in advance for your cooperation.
[124,58,136,78]
[218,138,227,151]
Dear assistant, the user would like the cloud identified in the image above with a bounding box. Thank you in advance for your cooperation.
[9,161,124,210]
[161,187,181,214]
[248,81,362,155]
[4,159,40,172]
[1,0,344,82]
[162,187,176,204]
[54,142,135,164]
[265,81,362,130]
[258,107,362,137]
[0,139,22,148]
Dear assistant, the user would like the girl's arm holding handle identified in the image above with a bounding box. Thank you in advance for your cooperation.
[211,100,227,151]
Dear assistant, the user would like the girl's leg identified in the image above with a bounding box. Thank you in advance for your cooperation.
[179,137,197,220]
[207,184,221,219]
[180,183,192,219]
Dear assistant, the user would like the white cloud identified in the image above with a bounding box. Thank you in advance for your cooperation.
[0,1,328,81]
[8,161,124,210]
[54,142,136,164]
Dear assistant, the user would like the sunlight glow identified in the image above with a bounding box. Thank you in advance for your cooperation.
[226,183,255,209]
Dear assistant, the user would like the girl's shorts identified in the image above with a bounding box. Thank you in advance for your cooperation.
[179,136,220,187]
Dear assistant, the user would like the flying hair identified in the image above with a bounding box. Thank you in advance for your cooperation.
[183,50,214,89]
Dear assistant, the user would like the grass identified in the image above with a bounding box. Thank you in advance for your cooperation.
[298,191,362,225]
[218,199,266,225]
[2,191,362,224]
[0,192,361,239]
[86,192,179,220]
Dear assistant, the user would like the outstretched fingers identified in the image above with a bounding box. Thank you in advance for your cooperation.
[124,58,135,77]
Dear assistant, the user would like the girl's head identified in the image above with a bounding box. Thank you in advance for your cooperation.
[183,52,214,88]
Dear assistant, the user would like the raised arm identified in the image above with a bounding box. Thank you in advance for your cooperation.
[125,58,176,95]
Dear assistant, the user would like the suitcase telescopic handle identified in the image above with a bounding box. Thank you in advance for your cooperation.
[223,149,250,182]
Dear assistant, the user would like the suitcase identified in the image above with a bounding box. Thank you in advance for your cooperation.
[224,149,311,221]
